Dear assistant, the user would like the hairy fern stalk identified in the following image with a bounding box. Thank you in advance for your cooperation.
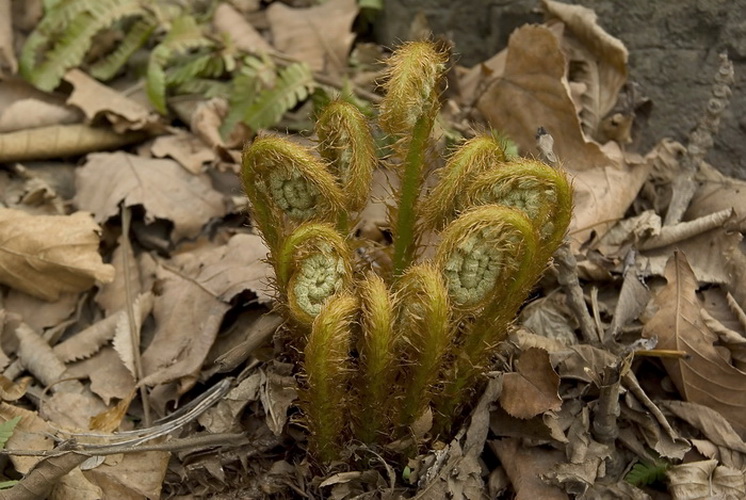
[241,41,573,463]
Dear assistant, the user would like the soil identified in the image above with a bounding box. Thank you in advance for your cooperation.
[375,0,746,179]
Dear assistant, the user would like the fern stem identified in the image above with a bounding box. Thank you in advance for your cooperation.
[392,115,430,276]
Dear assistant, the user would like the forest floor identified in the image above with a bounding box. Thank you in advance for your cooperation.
[0,0,745,499]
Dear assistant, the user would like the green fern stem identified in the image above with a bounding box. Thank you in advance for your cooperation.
[392,114,431,276]
[356,273,399,444]
[303,292,358,462]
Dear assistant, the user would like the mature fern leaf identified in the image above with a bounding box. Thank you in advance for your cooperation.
[21,0,147,91]
[146,15,213,113]
[166,52,225,87]
[89,17,156,80]
[221,62,315,136]
[174,78,229,98]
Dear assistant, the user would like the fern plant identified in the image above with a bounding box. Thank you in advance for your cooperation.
[241,39,574,465]
[20,0,319,133]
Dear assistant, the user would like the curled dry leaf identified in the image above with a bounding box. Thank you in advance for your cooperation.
[213,2,273,55]
[0,124,147,163]
[75,152,227,241]
[667,459,745,500]
[64,69,162,133]
[500,347,562,420]
[0,79,82,132]
[541,0,628,139]
[0,209,114,301]
[642,251,746,436]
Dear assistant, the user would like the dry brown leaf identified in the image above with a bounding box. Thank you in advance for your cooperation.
[661,400,746,457]
[112,292,154,377]
[0,402,55,474]
[96,243,156,315]
[0,375,30,401]
[42,391,108,430]
[66,347,136,405]
[140,234,272,389]
[642,251,746,436]
[0,0,16,76]
[75,152,227,241]
[260,365,297,436]
[198,372,262,433]
[82,450,170,500]
[500,347,562,419]
[688,162,746,232]
[0,124,147,162]
[490,438,568,500]
[5,290,79,333]
[667,459,745,500]
[89,388,135,432]
[64,69,162,133]
[267,0,358,75]
[520,295,578,346]
[213,2,274,55]
[477,25,614,171]
[0,209,114,301]
[53,313,119,363]
[0,451,91,500]
[541,0,628,138]
[0,79,82,132]
[150,131,216,174]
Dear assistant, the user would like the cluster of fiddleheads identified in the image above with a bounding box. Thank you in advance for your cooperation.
[240,41,573,462]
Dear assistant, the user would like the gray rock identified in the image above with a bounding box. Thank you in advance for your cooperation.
[375,0,746,179]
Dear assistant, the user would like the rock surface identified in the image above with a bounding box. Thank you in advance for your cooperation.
[375,0,746,179]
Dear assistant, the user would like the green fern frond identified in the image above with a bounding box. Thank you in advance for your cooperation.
[173,78,229,98]
[625,460,669,487]
[147,15,213,113]
[0,416,20,450]
[166,52,225,87]
[89,17,156,80]
[222,62,315,136]
[21,0,147,91]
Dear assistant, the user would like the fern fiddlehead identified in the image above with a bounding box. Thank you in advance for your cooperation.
[379,41,449,276]
[356,272,399,444]
[302,292,358,462]
[394,263,453,430]
[241,135,345,252]
[433,205,539,428]
[315,99,376,231]
[277,223,353,327]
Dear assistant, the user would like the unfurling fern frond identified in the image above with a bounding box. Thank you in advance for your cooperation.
[222,62,315,137]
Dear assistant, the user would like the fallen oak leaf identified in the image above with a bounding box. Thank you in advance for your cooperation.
[643,251,746,436]
[0,209,114,301]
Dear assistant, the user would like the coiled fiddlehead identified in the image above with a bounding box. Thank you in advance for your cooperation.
[421,134,509,232]
[302,292,358,463]
[315,99,376,218]
[242,135,345,251]
[277,223,353,326]
[465,158,572,264]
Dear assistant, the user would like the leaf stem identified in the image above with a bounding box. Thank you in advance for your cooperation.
[392,116,430,276]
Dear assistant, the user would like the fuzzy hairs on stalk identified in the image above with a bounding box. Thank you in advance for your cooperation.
[302,291,358,463]
[315,99,377,232]
[433,205,539,429]
[394,263,454,431]
[379,40,449,276]
[355,272,399,444]
[241,135,345,252]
